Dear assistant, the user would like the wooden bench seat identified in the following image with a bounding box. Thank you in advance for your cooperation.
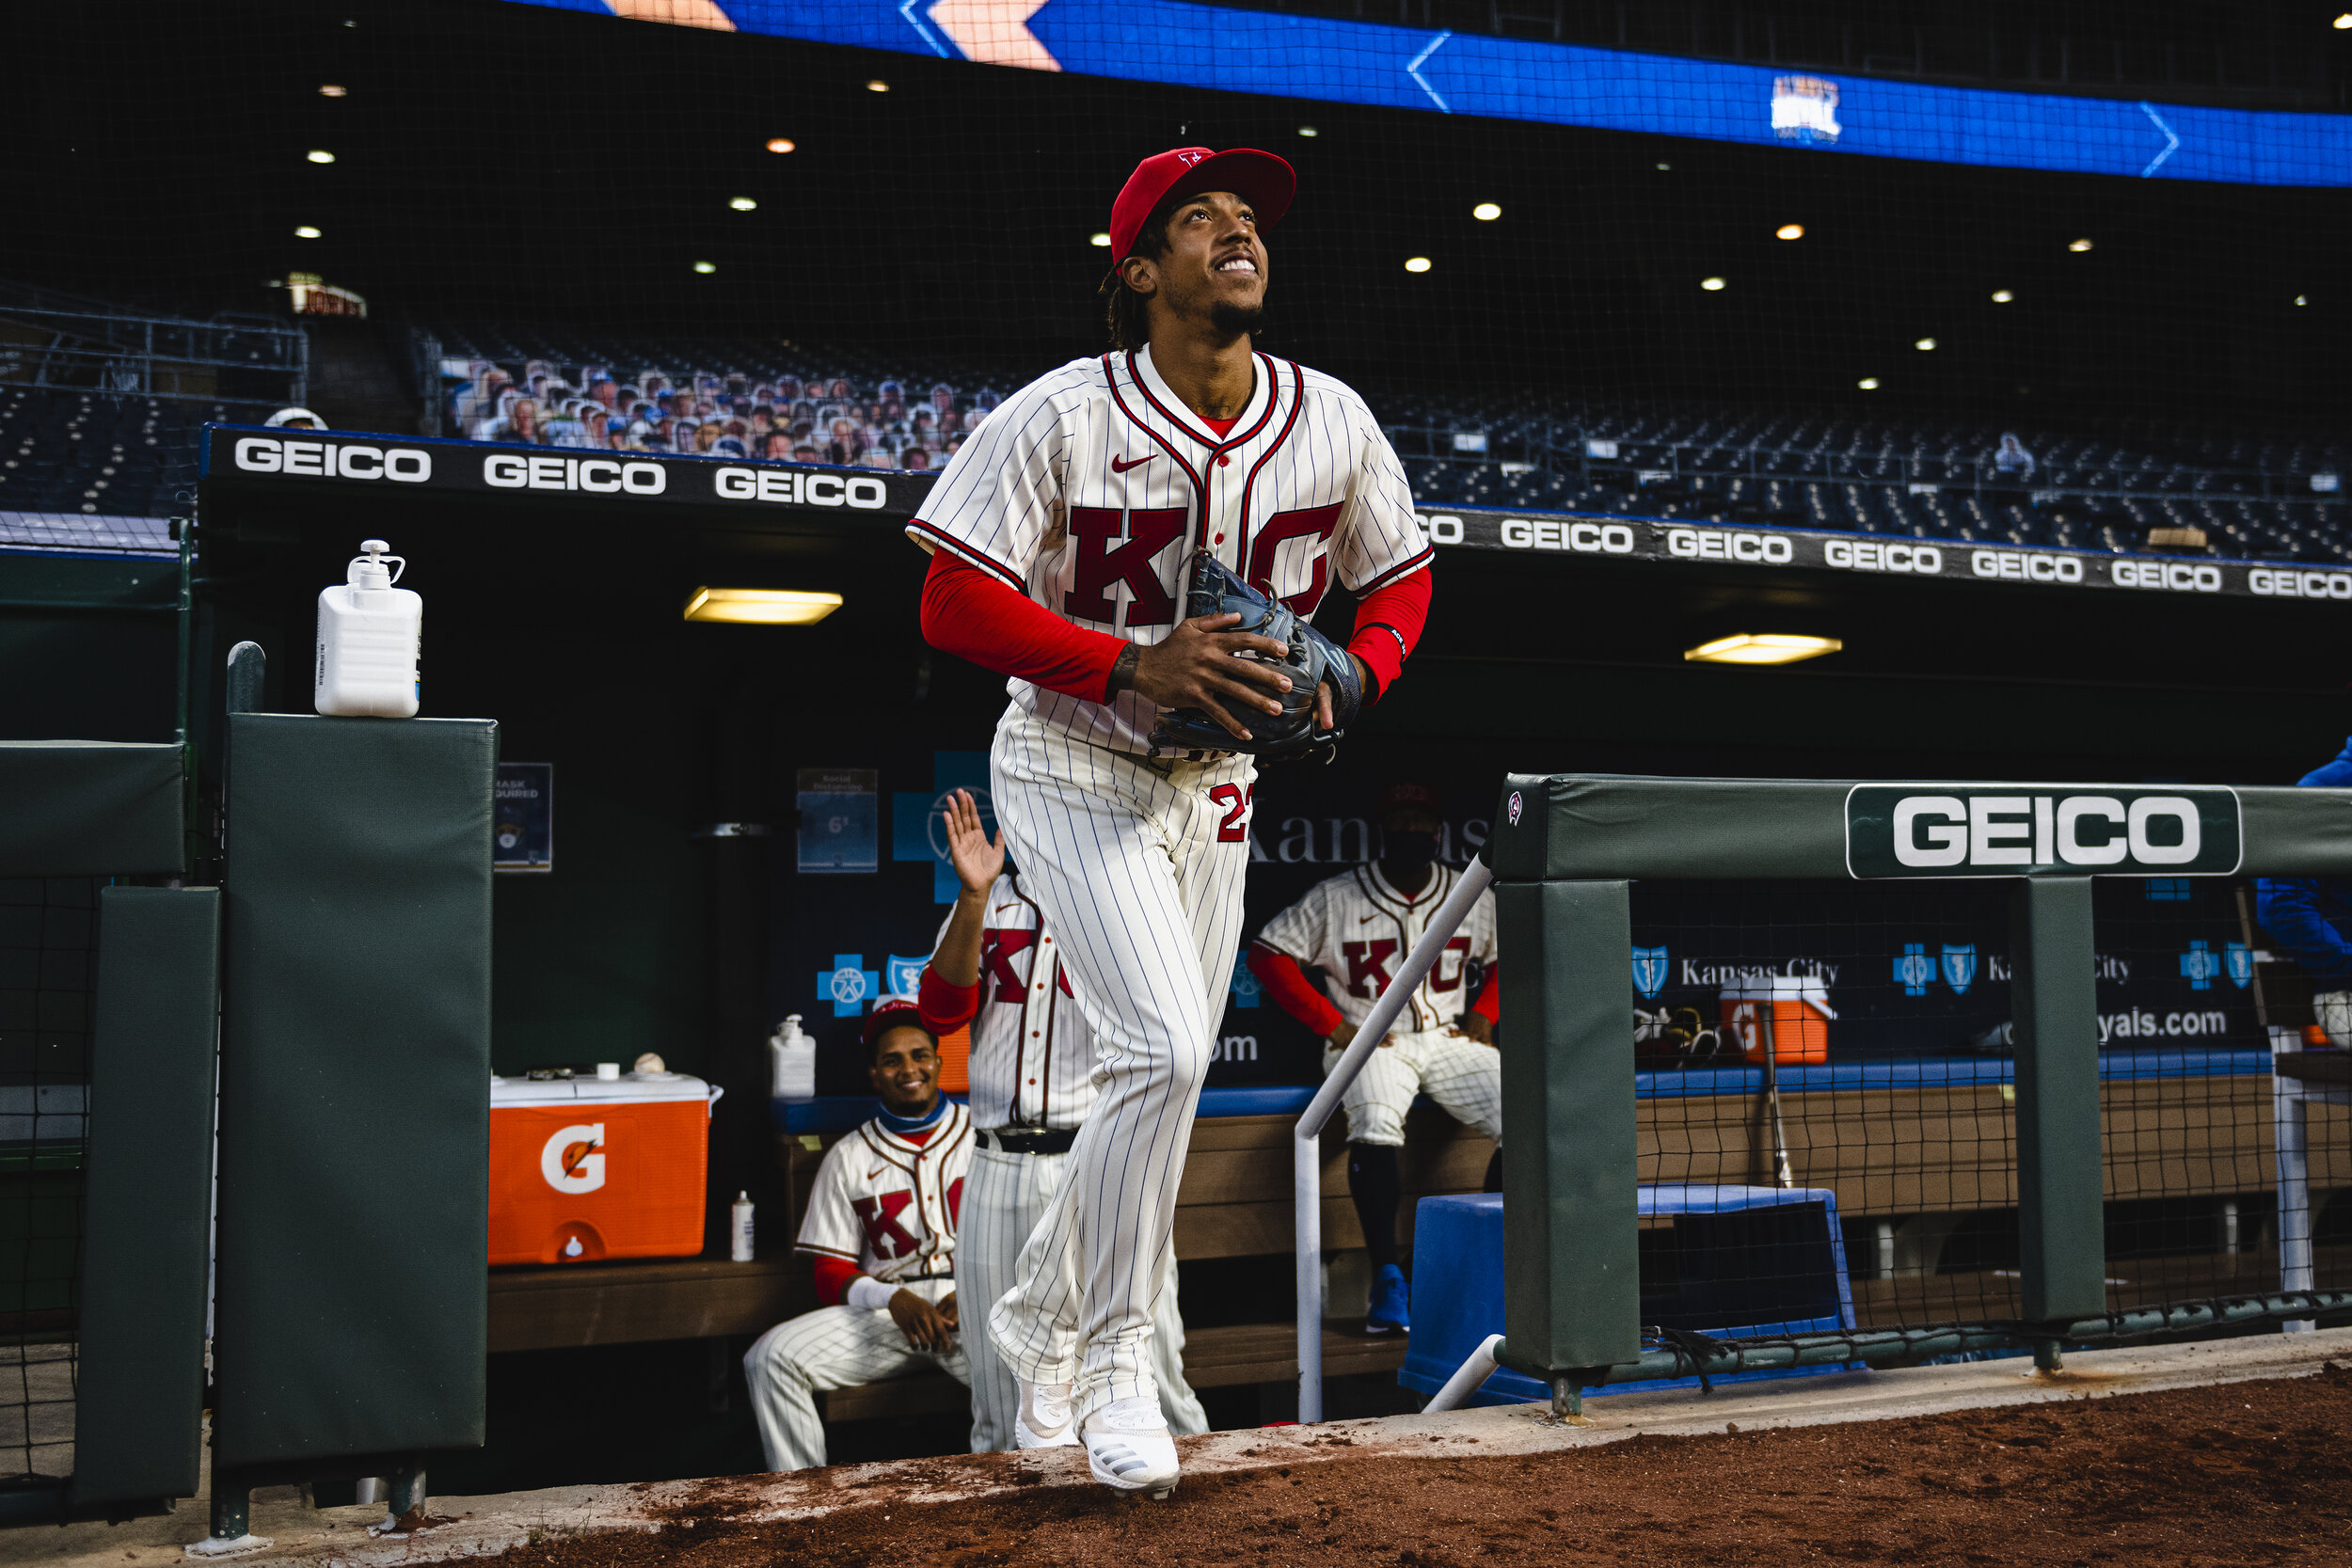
[817,1322,1408,1422]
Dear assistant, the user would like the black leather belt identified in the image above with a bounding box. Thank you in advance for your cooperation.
[980,1127,1079,1155]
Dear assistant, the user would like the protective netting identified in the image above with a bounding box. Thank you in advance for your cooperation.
[7,0,2347,555]
[0,879,93,1487]
[1625,874,2343,1344]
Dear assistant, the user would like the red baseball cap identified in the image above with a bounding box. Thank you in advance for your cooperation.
[1379,783,1443,816]
[862,997,936,1053]
[1108,147,1296,263]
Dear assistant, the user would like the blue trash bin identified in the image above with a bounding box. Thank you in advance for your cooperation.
[1400,1184,1858,1407]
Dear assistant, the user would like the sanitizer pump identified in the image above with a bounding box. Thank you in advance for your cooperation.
[770,1014,816,1102]
[315,539,421,718]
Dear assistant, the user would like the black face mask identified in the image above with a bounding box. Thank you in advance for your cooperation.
[1382,830,1439,870]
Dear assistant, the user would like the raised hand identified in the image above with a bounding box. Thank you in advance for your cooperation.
[943,787,1004,896]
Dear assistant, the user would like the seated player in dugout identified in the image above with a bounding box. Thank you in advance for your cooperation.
[742,1001,973,1472]
[915,788,1208,1450]
[2257,736,2352,1046]
[1248,783,1500,1334]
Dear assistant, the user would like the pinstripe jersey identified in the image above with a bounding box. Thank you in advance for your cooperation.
[794,1103,973,1282]
[930,872,1099,1132]
[907,344,1431,756]
[1254,863,1498,1034]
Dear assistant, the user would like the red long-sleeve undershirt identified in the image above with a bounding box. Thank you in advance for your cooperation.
[1248,942,1499,1037]
[917,550,1433,705]
[917,965,980,1033]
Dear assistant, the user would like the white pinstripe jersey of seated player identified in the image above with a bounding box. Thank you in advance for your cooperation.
[794,1101,974,1280]
[1254,861,1499,1035]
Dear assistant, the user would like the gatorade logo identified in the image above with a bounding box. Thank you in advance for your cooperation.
[541,1123,606,1194]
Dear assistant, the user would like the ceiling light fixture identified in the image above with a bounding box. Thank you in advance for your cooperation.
[765,137,796,153]
[319,84,346,97]
[1700,276,1726,291]
[1857,377,1880,390]
[865,78,890,92]
[1775,223,1804,240]
[692,261,716,274]
[1915,337,1937,351]
[684,588,844,626]
[1991,289,2015,303]
[1297,126,1319,137]
[1472,202,1501,221]
[1655,161,1672,170]
[2296,293,2309,306]
[2335,12,2351,27]
[1405,256,1432,273]
[294,226,322,239]
[2069,237,2093,252]
[1089,231,1112,247]
[729,197,757,211]
[306,150,336,164]
[1685,633,1843,666]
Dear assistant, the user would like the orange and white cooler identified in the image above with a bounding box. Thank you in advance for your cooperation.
[1719,978,1834,1065]
[488,1070,723,1265]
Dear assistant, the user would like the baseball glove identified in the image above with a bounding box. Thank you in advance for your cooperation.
[1148,549,1362,763]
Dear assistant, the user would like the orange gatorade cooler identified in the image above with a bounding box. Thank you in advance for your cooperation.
[1719,978,1834,1065]
[487,1070,723,1265]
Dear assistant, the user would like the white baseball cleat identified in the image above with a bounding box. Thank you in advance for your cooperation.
[1081,1396,1180,1496]
[1013,1377,1078,1449]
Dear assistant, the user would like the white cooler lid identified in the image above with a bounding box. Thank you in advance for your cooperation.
[1719,977,1836,1017]
[491,1071,713,1107]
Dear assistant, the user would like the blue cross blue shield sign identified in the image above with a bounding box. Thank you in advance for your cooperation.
[1632,945,1669,999]
[1941,943,1977,996]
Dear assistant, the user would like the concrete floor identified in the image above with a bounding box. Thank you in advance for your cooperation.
[8,1325,2351,1568]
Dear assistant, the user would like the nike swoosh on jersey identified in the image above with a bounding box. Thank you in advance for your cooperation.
[1110,454,1153,472]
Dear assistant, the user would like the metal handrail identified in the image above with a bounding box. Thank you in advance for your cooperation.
[1294,854,1494,1424]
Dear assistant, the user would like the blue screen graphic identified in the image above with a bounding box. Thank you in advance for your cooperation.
[514,0,2352,187]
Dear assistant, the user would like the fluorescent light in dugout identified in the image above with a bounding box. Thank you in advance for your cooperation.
[685,589,844,626]
[1685,633,1842,666]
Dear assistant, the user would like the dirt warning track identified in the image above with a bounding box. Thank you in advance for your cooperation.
[478,1367,2352,1568]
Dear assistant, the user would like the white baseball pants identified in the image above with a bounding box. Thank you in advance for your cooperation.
[742,1275,968,1473]
[1320,1026,1503,1148]
[984,715,1250,1421]
[959,1143,1206,1449]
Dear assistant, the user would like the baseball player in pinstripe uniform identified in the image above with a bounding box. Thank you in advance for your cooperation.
[1249,784,1502,1334]
[909,147,1435,1495]
[917,788,1208,1451]
[742,1002,973,1472]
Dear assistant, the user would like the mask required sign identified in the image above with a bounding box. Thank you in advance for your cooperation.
[1844,784,2242,879]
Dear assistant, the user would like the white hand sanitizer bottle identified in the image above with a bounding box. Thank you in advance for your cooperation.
[730,1192,755,1262]
[770,1014,817,1102]
[315,539,421,718]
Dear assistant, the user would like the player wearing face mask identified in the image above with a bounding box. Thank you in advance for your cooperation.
[1246,784,1501,1333]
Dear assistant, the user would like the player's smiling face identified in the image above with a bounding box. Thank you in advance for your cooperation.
[869,1027,942,1115]
[1133,189,1268,332]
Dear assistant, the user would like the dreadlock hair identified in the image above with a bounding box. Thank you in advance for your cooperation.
[1099,199,1180,352]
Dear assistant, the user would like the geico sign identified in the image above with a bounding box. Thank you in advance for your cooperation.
[1665,527,1793,564]
[2111,559,2223,593]
[713,467,889,511]
[1845,784,2240,879]
[484,454,664,494]
[1969,549,2084,584]
[234,436,430,482]
[1824,539,1942,575]
[1497,516,1636,554]
[2249,568,2352,600]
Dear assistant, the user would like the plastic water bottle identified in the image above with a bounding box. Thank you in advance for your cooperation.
[770,1014,816,1101]
[730,1192,755,1262]
[315,539,421,718]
